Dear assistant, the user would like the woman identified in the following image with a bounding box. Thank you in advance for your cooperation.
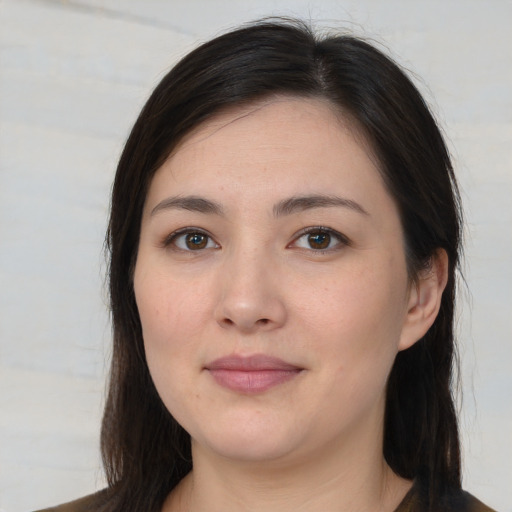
[39,19,495,512]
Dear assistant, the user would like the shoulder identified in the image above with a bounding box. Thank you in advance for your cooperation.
[397,481,497,512]
[441,490,497,512]
[34,490,109,512]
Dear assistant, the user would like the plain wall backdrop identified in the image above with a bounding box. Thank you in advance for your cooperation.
[0,0,510,510]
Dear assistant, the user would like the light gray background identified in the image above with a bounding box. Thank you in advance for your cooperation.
[0,1,510,511]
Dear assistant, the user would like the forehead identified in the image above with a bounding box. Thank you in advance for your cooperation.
[146,96,390,217]
[171,96,368,160]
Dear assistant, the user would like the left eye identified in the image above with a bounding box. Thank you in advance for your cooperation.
[170,231,218,251]
[292,228,347,251]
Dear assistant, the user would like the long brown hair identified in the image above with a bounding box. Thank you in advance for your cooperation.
[101,18,462,511]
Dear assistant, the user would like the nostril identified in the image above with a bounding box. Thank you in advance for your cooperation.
[257,318,270,325]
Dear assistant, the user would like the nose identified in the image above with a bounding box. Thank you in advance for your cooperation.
[214,250,287,334]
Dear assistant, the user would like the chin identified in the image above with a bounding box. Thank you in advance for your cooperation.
[191,415,302,463]
[205,437,294,463]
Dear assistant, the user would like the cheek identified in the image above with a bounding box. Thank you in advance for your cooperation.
[295,257,408,371]
[134,270,211,415]
[135,268,213,349]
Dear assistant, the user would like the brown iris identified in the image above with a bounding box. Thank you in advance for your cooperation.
[185,232,208,250]
[308,231,331,250]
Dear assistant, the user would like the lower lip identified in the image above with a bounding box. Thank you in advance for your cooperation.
[207,369,302,394]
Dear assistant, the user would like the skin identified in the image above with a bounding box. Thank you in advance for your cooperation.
[134,97,448,512]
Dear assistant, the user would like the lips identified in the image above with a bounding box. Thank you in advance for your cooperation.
[205,354,303,394]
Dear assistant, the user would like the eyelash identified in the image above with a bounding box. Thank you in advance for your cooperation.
[289,226,350,253]
[162,226,350,253]
[163,228,219,252]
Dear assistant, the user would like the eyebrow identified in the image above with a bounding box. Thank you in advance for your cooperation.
[150,195,224,217]
[273,194,369,217]
[150,193,369,218]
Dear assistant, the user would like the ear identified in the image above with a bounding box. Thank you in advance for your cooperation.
[398,249,449,351]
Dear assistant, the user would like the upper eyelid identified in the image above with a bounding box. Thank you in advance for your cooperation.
[161,225,349,248]
[292,226,349,243]
[169,226,211,236]
[163,227,218,247]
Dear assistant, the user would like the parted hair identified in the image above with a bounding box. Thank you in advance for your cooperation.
[101,18,462,512]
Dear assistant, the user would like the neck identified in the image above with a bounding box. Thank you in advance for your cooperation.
[163,424,412,512]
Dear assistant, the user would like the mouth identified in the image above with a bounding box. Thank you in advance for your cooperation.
[204,354,304,394]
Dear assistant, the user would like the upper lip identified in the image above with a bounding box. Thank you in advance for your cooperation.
[205,354,302,371]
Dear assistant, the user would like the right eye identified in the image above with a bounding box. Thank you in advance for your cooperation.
[166,229,219,251]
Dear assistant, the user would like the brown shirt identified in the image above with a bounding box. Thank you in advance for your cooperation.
[34,490,108,512]
[396,480,496,512]
[35,482,497,512]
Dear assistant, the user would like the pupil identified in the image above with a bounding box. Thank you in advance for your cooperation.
[186,233,207,250]
[309,232,330,249]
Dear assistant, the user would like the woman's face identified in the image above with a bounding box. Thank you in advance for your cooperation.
[134,97,421,464]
